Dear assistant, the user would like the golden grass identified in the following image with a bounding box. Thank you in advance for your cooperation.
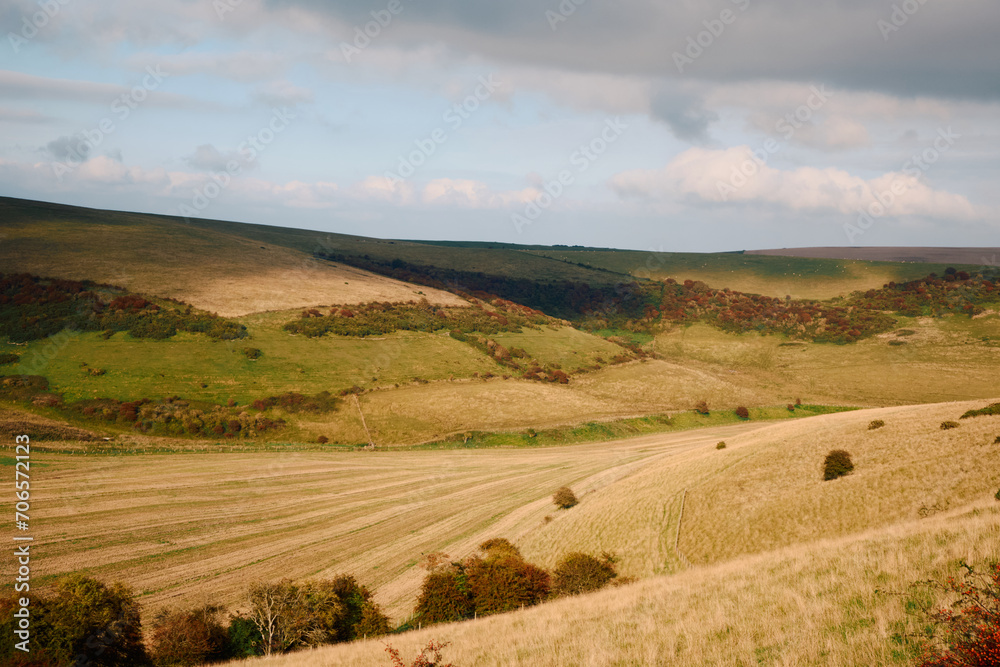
[518,399,999,580]
[219,503,1000,666]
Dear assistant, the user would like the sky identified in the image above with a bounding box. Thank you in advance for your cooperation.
[0,0,998,252]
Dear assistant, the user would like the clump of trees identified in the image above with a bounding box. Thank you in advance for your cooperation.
[0,574,147,666]
[243,576,390,656]
[414,539,619,627]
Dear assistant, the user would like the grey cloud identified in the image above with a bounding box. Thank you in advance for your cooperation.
[45,135,90,161]
[268,0,1000,101]
[650,88,718,144]
[185,144,256,172]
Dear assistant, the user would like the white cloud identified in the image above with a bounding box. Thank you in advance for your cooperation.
[611,146,984,221]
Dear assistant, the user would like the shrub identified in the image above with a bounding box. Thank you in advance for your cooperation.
[716,441,726,450]
[317,435,329,444]
[243,347,262,360]
[414,564,474,624]
[795,398,802,406]
[466,553,550,616]
[940,421,960,430]
[995,487,1000,501]
[735,406,750,419]
[385,640,454,667]
[868,419,885,430]
[694,400,710,415]
[149,605,230,666]
[960,402,1000,419]
[0,352,18,365]
[823,449,854,481]
[913,562,1000,667]
[552,486,578,509]
[787,403,795,412]
[552,552,618,597]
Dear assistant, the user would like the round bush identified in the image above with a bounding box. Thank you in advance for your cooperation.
[735,406,750,420]
[552,486,578,509]
[823,449,854,481]
[868,419,885,430]
[940,421,960,430]
[716,441,726,450]
[552,552,617,597]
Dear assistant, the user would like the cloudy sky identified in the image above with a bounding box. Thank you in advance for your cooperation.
[1,0,998,251]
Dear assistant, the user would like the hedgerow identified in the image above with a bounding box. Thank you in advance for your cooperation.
[0,273,247,342]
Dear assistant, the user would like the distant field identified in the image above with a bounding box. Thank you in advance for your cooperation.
[4,310,1000,444]
[748,246,1000,266]
[521,247,984,299]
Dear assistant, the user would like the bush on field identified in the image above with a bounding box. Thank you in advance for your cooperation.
[466,551,550,616]
[694,400,710,415]
[242,347,262,360]
[716,441,726,450]
[823,449,854,481]
[868,419,885,430]
[552,552,618,597]
[414,562,475,624]
[940,421,960,430]
[0,352,18,365]
[735,406,750,419]
[960,402,1000,419]
[552,486,578,509]
[149,605,230,666]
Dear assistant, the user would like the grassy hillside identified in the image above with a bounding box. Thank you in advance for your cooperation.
[0,197,467,316]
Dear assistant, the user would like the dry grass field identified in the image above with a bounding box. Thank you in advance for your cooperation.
[4,420,765,621]
[4,399,997,666]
